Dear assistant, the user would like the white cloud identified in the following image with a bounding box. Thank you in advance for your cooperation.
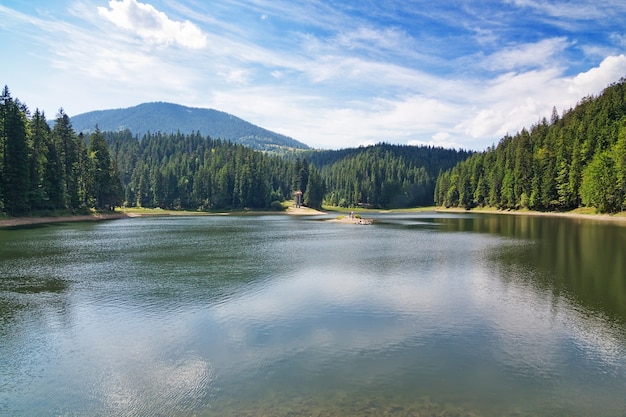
[483,38,569,71]
[409,132,464,150]
[3,0,626,151]
[335,26,412,53]
[218,68,253,85]
[455,55,626,145]
[506,0,603,20]
[567,54,626,96]
[97,0,207,49]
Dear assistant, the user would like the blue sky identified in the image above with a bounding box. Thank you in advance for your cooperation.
[2,0,626,150]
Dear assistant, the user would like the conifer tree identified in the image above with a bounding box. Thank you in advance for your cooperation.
[1,86,30,215]
[52,109,80,209]
[29,109,52,209]
[89,127,122,209]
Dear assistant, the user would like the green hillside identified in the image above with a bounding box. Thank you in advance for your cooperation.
[1,85,472,215]
[435,78,626,213]
[69,102,309,151]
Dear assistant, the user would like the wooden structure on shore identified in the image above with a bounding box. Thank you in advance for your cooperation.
[294,190,303,208]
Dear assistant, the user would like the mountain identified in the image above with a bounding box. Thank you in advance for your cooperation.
[69,102,309,151]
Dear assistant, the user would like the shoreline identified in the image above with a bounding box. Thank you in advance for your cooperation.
[3,205,626,228]
[0,205,326,228]
[435,207,626,223]
[0,212,129,228]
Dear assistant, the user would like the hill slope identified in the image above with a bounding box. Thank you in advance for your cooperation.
[435,78,626,213]
[70,102,309,151]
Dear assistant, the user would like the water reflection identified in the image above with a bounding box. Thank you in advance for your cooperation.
[432,213,626,323]
[1,214,625,416]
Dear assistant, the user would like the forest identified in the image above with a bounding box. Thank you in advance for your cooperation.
[299,145,471,208]
[435,78,626,213]
[104,129,322,211]
[0,87,121,216]
[0,85,469,217]
[6,77,625,217]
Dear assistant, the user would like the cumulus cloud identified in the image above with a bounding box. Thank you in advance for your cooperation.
[567,54,626,96]
[97,0,207,49]
[455,55,626,146]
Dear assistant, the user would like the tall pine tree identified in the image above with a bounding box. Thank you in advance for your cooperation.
[1,86,30,215]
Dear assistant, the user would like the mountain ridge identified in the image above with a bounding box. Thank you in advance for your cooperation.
[69,102,309,151]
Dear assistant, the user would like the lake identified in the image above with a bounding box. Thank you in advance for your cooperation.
[1,212,625,416]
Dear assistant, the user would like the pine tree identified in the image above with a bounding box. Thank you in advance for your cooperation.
[29,109,52,210]
[1,86,31,215]
[89,127,122,209]
[52,109,80,209]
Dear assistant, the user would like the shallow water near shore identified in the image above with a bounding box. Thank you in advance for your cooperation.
[1,212,625,416]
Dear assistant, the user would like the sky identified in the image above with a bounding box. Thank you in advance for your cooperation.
[2,0,626,150]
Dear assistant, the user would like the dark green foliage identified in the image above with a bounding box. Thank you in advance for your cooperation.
[436,78,626,213]
[270,200,285,211]
[303,167,325,209]
[69,102,309,151]
[106,136,467,210]
[0,87,123,216]
[1,87,30,215]
[301,144,471,208]
[105,130,295,210]
[0,87,482,216]
[89,128,122,209]
[29,109,52,210]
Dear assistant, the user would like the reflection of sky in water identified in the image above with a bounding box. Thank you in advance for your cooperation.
[1,214,626,416]
[186,224,626,399]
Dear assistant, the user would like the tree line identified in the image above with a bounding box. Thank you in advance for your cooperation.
[104,129,324,210]
[435,78,626,213]
[299,144,471,208]
[0,86,121,216]
[1,84,472,217]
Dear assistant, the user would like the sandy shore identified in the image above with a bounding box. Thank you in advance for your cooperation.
[327,214,373,225]
[285,206,326,216]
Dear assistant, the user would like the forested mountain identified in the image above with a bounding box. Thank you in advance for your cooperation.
[435,78,626,213]
[1,83,475,216]
[70,102,309,151]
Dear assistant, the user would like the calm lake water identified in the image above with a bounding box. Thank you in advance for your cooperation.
[1,212,625,416]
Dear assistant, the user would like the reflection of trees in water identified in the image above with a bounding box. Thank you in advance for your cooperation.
[442,214,626,324]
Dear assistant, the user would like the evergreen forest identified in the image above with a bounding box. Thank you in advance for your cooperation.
[4,77,626,218]
[0,87,121,216]
[0,85,468,217]
[435,78,626,213]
